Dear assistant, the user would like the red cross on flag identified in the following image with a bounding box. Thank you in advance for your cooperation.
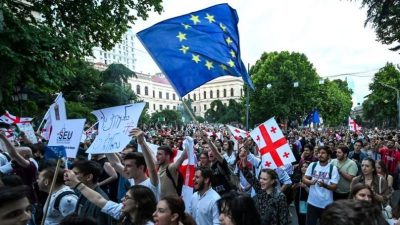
[348,117,361,132]
[250,117,296,169]
[0,111,32,125]
[226,125,250,140]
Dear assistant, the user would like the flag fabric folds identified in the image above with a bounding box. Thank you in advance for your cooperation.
[250,117,296,169]
[303,108,320,126]
[226,125,249,140]
[0,111,32,125]
[137,3,254,97]
[40,93,67,140]
[348,117,361,132]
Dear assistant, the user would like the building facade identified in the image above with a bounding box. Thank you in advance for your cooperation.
[85,29,136,72]
[129,73,244,117]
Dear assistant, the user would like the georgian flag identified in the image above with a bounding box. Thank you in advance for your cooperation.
[250,117,296,169]
[40,93,67,140]
[226,125,250,140]
[348,117,362,132]
[0,111,32,125]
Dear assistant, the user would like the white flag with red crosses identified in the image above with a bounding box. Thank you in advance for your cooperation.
[226,125,250,140]
[348,117,362,132]
[250,117,296,169]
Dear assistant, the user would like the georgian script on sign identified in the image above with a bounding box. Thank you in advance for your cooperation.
[87,103,145,154]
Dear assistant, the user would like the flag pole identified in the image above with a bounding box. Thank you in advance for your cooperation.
[85,121,99,133]
[36,109,49,133]
[180,98,198,123]
[41,158,63,225]
[246,63,250,131]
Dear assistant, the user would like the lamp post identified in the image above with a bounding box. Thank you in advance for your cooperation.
[11,85,28,116]
[379,82,400,129]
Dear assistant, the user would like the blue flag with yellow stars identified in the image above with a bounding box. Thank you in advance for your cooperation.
[137,3,254,97]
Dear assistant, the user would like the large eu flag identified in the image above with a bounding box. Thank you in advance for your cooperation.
[137,3,254,97]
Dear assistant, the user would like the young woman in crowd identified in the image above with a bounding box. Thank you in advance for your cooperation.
[64,170,156,225]
[235,146,255,196]
[292,161,310,225]
[241,167,289,225]
[350,158,391,204]
[349,183,374,203]
[376,160,394,190]
[217,191,260,225]
[153,196,196,225]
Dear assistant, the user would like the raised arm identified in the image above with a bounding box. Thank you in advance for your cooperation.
[0,132,30,168]
[97,162,118,187]
[201,130,224,163]
[64,170,108,208]
[106,153,127,178]
[130,128,159,186]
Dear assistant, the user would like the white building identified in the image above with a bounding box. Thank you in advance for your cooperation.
[86,29,136,72]
[129,72,244,117]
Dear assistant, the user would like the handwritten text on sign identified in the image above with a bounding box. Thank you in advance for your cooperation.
[87,103,145,154]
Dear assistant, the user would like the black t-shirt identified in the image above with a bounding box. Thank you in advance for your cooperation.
[210,159,231,196]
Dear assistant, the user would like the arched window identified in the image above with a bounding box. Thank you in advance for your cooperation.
[145,86,148,96]
[194,106,197,112]
[166,93,170,100]
[231,88,234,97]
[210,90,213,99]
[173,94,176,100]
[203,91,207,99]
[188,94,191,99]
[194,94,197,101]
[159,91,162,99]
[136,85,141,94]
[153,90,155,98]
[223,89,227,97]
[217,90,220,98]
[240,88,243,97]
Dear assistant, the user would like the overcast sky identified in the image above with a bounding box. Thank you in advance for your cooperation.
[131,0,399,107]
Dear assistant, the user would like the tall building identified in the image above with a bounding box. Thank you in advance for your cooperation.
[86,29,136,72]
[129,73,244,117]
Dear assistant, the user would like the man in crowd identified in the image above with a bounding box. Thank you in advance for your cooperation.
[348,140,367,175]
[0,185,32,225]
[303,146,339,225]
[379,137,400,189]
[189,167,220,225]
[72,160,111,225]
[37,167,78,225]
[331,145,358,200]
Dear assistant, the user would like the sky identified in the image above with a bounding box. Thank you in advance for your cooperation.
[131,0,399,107]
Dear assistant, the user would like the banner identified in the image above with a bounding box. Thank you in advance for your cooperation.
[48,119,86,158]
[87,103,145,154]
[16,122,37,144]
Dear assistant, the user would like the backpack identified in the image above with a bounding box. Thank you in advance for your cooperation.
[165,165,184,196]
[53,190,76,212]
[311,162,334,179]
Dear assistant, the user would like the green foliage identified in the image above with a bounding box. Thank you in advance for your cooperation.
[151,110,183,126]
[138,102,151,128]
[355,0,400,52]
[249,51,352,127]
[362,63,400,127]
[205,99,243,123]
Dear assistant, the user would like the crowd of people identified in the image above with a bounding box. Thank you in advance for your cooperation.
[0,123,399,225]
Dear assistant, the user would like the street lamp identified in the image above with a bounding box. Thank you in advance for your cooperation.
[379,82,400,129]
[11,85,28,116]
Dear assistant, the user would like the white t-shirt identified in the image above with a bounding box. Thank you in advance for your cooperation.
[130,178,160,201]
[45,186,78,225]
[305,162,339,208]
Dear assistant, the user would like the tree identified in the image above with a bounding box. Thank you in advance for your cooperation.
[354,0,400,52]
[205,99,243,124]
[362,63,400,127]
[248,51,352,127]
[204,100,226,123]
[151,110,183,126]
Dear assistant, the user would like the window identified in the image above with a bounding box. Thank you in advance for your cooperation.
[203,91,206,99]
[204,105,207,111]
[153,104,156,110]
[223,89,227,97]
[188,94,191,99]
[240,88,243,97]
[136,85,141,95]
[231,88,234,97]
[153,90,155,98]
[173,106,176,110]
[194,94,196,101]
[173,94,176,100]
[159,91,162,99]
[217,90,220,98]
[210,90,213,99]
[166,93,170,100]
[194,106,197,112]
[160,105,163,110]
[145,86,148,96]
[167,105,170,109]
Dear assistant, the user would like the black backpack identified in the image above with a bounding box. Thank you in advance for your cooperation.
[165,165,184,196]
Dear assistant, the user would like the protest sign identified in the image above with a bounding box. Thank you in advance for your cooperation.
[48,119,86,158]
[87,103,145,154]
[16,122,37,144]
